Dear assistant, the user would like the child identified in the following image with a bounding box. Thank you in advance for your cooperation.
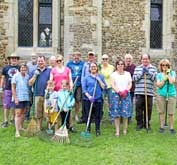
[57,80,75,130]
[44,80,58,132]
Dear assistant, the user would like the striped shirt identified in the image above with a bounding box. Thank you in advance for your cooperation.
[133,64,157,96]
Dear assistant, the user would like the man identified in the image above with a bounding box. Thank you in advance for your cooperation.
[79,51,96,123]
[29,55,51,130]
[124,54,136,123]
[66,52,84,122]
[0,53,20,128]
[133,53,157,130]
[26,52,38,121]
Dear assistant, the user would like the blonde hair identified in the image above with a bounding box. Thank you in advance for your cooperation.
[158,59,171,72]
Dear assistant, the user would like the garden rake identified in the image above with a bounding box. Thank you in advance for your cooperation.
[80,80,97,139]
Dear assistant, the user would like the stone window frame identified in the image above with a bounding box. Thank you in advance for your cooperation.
[14,0,61,56]
[144,0,174,57]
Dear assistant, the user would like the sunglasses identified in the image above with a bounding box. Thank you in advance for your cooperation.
[161,64,169,67]
[56,60,62,63]
[102,58,108,61]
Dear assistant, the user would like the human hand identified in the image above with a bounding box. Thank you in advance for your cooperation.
[166,69,171,74]
[120,90,128,98]
[88,96,95,103]
[163,75,168,81]
[34,70,40,77]
[0,87,3,93]
[142,67,149,75]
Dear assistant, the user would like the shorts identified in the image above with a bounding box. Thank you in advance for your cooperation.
[35,96,44,119]
[13,101,29,109]
[74,86,82,102]
[49,112,58,124]
[156,95,176,114]
[3,90,13,109]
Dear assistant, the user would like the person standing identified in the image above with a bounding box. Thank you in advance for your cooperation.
[79,51,96,123]
[82,62,106,136]
[133,53,157,130]
[99,54,114,121]
[124,53,136,123]
[66,51,84,122]
[110,59,132,137]
[0,53,20,128]
[156,59,176,134]
[29,55,51,131]
[26,52,38,121]
[11,64,30,137]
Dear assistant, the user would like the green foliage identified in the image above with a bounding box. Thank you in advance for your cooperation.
[0,105,177,165]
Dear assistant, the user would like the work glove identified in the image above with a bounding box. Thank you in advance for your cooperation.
[88,96,95,103]
[34,70,40,77]
[163,75,168,81]
[166,69,171,74]
[142,67,149,75]
[0,87,3,93]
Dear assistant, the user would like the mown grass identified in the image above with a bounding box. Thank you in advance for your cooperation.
[0,105,177,165]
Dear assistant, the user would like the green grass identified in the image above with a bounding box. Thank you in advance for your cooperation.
[1,105,177,165]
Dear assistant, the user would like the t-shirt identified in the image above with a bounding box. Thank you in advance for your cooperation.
[2,65,19,90]
[110,71,132,91]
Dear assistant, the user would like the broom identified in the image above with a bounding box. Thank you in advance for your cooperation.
[52,110,70,143]
[26,78,38,136]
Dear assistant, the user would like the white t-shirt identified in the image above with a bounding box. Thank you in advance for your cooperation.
[110,71,132,90]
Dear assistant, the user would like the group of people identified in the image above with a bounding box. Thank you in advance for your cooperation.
[0,51,176,138]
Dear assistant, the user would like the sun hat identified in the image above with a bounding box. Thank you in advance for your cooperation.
[7,53,20,60]
[102,54,109,59]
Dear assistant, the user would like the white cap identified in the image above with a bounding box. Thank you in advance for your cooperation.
[88,51,95,56]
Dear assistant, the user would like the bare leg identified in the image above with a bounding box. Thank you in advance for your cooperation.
[169,114,174,130]
[4,108,9,122]
[75,102,80,121]
[114,117,120,137]
[123,118,128,135]
[15,109,21,137]
[159,113,164,128]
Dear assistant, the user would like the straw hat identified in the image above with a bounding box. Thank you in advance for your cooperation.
[7,53,20,60]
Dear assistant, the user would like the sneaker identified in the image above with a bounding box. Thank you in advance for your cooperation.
[136,125,143,131]
[169,129,176,134]
[1,121,8,128]
[69,127,77,133]
[159,128,165,133]
[10,119,15,125]
[96,130,101,137]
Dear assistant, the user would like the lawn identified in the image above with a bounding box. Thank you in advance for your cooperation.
[0,105,177,165]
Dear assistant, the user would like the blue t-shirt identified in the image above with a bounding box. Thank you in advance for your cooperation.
[2,65,19,90]
[156,71,176,97]
[66,60,84,87]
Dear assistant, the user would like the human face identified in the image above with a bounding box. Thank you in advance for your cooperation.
[88,54,95,63]
[73,54,81,63]
[125,56,132,66]
[20,65,27,76]
[56,57,63,65]
[10,57,19,66]
[102,58,108,63]
[161,63,169,71]
[90,63,98,74]
[37,56,46,69]
[61,82,69,90]
[141,54,150,67]
[116,61,124,70]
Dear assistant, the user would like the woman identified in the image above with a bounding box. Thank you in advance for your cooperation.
[110,59,132,137]
[156,59,176,134]
[50,54,75,132]
[11,64,30,137]
[82,62,106,136]
[99,54,114,121]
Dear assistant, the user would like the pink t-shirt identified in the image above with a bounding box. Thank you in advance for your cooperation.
[51,67,70,91]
